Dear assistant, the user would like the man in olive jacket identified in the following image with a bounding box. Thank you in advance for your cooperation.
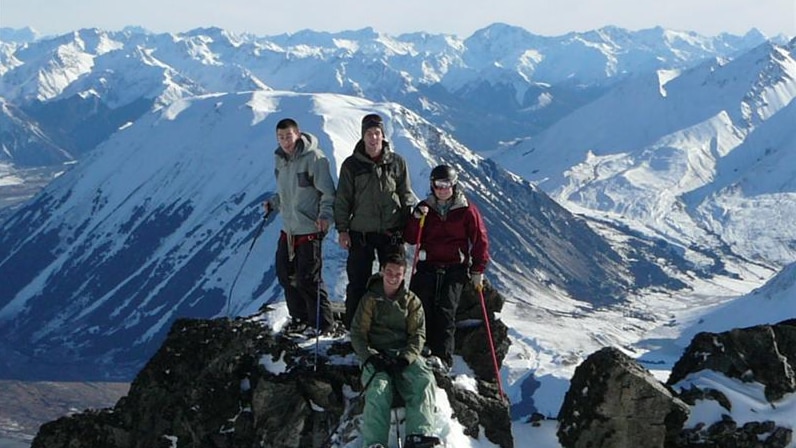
[335,113,417,329]
[265,118,335,334]
[350,253,438,448]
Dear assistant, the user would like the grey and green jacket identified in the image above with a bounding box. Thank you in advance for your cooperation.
[270,132,336,235]
[350,273,426,365]
[334,140,416,234]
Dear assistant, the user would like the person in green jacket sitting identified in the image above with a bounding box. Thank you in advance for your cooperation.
[350,253,441,448]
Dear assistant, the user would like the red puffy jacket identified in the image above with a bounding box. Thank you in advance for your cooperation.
[404,192,489,273]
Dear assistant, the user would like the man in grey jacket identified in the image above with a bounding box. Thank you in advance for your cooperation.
[334,113,417,329]
[265,118,335,334]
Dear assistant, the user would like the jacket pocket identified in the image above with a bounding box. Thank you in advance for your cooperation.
[297,171,313,188]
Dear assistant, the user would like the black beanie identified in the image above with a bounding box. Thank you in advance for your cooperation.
[361,113,384,138]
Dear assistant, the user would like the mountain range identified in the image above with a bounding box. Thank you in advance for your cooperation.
[0,23,794,443]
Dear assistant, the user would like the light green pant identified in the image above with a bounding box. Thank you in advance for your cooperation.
[360,358,437,446]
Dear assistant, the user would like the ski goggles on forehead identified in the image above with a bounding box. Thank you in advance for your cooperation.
[433,180,454,189]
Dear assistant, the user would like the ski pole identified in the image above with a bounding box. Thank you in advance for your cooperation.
[226,209,271,318]
[477,284,506,400]
[409,212,427,280]
[314,233,322,372]
[394,407,402,448]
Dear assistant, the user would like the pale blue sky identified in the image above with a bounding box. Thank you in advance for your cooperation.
[1,0,793,38]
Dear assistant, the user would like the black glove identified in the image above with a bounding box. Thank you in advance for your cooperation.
[386,357,409,375]
[365,353,390,372]
[389,230,403,246]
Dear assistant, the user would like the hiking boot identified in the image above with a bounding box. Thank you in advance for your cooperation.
[405,434,442,448]
[284,318,307,334]
[321,321,346,337]
[426,356,451,374]
[302,326,320,337]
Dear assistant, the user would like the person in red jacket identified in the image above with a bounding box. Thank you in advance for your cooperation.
[404,164,489,371]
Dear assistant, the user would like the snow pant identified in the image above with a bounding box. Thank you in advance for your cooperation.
[360,358,437,447]
[275,232,333,332]
[409,262,468,366]
[343,230,405,329]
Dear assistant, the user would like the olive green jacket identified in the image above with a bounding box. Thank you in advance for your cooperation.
[350,273,426,365]
[334,140,416,234]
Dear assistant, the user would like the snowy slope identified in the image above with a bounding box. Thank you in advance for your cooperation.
[493,39,796,268]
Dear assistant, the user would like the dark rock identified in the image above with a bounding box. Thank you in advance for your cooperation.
[455,279,511,382]
[557,347,689,448]
[434,372,513,448]
[677,385,732,411]
[32,315,513,447]
[675,416,792,448]
[767,427,794,447]
[667,320,796,402]
[528,412,546,427]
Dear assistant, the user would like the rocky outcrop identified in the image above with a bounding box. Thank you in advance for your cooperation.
[556,320,795,448]
[32,282,512,448]
[557,347,689,448]
[666,319,795,448]
[668,319,796,402]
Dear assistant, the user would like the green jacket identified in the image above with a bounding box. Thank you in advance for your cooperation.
[334,140,416,234]
[350,273,426,365]
[271,132,336,236]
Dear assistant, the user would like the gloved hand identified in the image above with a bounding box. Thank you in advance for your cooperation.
[365,353,390,372]
[413,204,429,219]
[263,200,273,215]
[471,272,484,291]
[385,357,409,375]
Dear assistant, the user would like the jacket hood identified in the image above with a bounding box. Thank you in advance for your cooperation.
[275,132,319,159]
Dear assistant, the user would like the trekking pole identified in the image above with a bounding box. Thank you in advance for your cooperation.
[321,370,378,448]
[226,209,271,318]
[409,213,427,280]
[314,232,322,372]
[477,284,506,400]
[394,407,402,448]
